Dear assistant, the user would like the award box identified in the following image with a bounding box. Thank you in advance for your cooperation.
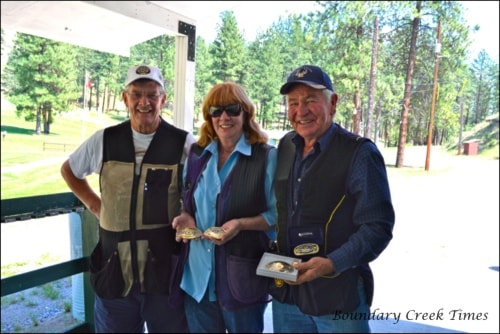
[256,252,301,281]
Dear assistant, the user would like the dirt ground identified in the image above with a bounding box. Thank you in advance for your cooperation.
[264,145,500,333]
[369,145,499,333]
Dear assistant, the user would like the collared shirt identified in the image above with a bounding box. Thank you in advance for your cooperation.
[180,134,277,302]
[291,123,336,218]
[290,123,394,274]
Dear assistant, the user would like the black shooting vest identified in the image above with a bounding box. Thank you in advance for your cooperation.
[183,142,273,310]
[93,119,187,298]
[273,125,373,315]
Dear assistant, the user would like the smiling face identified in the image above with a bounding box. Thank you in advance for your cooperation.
[210,104,244,144]
[197,82,261,149]
[286,84,338,146]
[122,80,166,134]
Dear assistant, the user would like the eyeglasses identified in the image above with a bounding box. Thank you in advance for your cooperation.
[208,104,242,117]
[127,92,162,102]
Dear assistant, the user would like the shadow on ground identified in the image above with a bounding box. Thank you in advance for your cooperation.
[370,318,463,333]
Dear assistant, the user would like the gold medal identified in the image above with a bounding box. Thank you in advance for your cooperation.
[204,226,225,239]
[293,243,319,256]
[266,261,294,273]
[176,227,202,239]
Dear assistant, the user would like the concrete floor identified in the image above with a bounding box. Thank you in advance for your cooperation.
[263,305,465,333]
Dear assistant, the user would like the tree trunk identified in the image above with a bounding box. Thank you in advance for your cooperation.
[88,86,93,111]
[352,88,362,135]
[374,101,382,145]
[106,86,112,113]
[365,15,379,140]
[424,20,441,171]
[36,105,42,135]
[395,1,421,168]
[95,78,100,112]
[112,91,117,111]
[42,106,48,134]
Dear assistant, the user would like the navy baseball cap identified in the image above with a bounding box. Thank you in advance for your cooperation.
[280,65,334,94]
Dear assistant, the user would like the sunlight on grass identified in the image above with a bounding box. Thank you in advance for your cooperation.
[1,253,62,278]
[1,109,122,199]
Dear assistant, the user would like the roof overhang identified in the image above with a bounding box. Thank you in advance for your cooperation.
[1,1,233,56]
[1,1,239,133]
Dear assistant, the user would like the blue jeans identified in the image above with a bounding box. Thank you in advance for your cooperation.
[94,283,188,333]
[272,278,371,333]
[184,291,268,333]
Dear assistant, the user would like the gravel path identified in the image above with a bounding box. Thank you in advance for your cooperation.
[1,278,75,333]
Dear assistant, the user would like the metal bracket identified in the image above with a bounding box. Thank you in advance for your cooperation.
[178,21,196,61]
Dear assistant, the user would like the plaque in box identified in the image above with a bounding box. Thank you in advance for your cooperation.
[256,252,301,282]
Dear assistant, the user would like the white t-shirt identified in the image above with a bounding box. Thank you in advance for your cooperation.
[69,126,196,178]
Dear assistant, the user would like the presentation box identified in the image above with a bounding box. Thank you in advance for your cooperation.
[256,252,301,281]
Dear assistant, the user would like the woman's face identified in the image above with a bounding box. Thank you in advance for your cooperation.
[209,104,244,143]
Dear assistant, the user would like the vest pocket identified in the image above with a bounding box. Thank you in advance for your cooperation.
[288,225,324,260]
[226,254,270,304]
[143,168,172,225]
[167,244,188,308]
[143,248,170,294]
[89,241,125,299]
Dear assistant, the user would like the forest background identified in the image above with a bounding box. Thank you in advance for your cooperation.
[1,1,498,169]
[1,2,499,332]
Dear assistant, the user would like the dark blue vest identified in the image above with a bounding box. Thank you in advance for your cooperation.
[183,143,274,311]
[273,125,374,315]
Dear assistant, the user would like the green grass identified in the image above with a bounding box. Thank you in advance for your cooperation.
[1,252,62,278]
[446,112,500,160]
[1,260,31,277]
[1,108,127,199]
[40,283,60,300]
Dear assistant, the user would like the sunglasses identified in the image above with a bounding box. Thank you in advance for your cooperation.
[208,104,242,117]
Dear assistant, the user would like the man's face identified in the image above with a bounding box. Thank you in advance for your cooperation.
[123,81,166,134]
[286,84,337,143]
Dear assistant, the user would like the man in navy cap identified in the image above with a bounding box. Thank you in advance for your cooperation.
[61,64,194,333]
[270,65,395,332]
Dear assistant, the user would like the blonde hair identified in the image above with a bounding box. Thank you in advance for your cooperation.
[197,82,268,147]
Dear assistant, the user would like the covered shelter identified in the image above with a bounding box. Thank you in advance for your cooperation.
[1,1,234,133]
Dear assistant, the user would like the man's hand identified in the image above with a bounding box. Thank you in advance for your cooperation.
[286,256,335,285]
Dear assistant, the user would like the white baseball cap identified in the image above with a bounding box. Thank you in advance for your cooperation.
[125,65,164,88]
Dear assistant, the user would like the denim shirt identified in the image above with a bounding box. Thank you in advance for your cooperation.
[180,134,277,302]
[291,123,336,220]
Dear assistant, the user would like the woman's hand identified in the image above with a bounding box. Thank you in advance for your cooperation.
[203,218,241,245]
[172,211,198,243]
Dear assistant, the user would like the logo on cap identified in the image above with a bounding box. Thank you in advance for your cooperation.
[293,67,311,78]
[136,65,151,75]
[280,65,334,94]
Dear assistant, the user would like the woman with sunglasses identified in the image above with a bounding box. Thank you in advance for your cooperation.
[172,82,277,333]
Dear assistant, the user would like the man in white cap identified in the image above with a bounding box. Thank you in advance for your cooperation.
[61,64,195,333]
[270,65,395,333]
